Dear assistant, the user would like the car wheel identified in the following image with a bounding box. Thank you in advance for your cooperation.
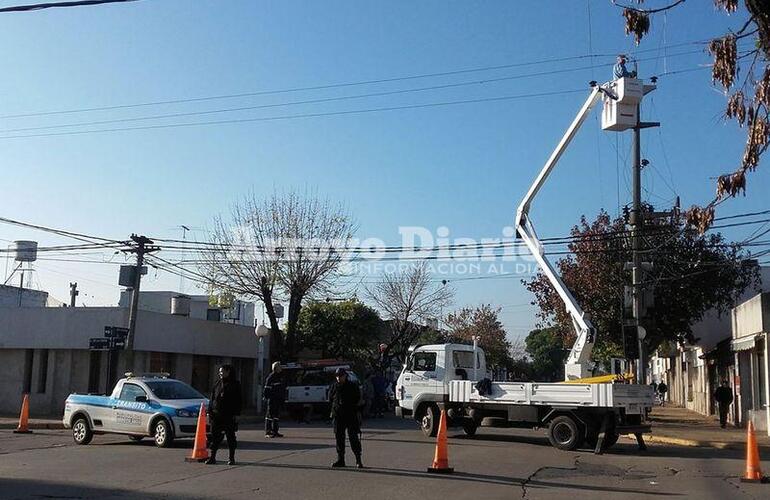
[128,435,144,442]
[420,404,439,438]
[547,415,582,451]
[72,417,93,445]
[153,419,174,448]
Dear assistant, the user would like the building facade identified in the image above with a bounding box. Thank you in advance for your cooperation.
[0,306,262,416]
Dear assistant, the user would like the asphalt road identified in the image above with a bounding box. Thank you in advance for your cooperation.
[0,417,766,499]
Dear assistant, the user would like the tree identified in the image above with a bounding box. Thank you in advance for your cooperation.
[525,327,568,382]
[614,0,770,231]
[200,190,356,360]
[366,262,454,363]
[524,208,759,363]
[297,299,383,367]
[443,304,513,371]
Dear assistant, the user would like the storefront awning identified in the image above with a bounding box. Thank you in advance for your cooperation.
[731,335,757,352]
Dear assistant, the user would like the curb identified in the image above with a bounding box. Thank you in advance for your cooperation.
[0,422,64,430]
[622,433,770,451]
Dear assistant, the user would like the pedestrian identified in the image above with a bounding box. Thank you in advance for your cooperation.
[371,372,388,418]
[263,361,285,438]
[206,364,242,465]
[714,379,734,429]
[329,367,363,468]
[657,381,668,406]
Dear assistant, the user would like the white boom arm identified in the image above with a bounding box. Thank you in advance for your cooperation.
[516,85,603,381]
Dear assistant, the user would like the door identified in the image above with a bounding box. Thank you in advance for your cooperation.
[402,351,441,402]
[113,382,150,434]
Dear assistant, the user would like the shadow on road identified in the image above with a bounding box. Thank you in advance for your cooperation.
[234,460,680,496]
[0,478,203,500]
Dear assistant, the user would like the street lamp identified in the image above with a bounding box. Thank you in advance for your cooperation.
[255,324,270,413]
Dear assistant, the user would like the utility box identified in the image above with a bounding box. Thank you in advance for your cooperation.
[601,77,645,132]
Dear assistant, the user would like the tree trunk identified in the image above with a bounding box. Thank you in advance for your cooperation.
[261,285,283,361]
[285,291,303,360]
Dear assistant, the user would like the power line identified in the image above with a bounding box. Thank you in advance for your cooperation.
[0,42,716,121]
[0,0,140,13]
[0,88,588,140]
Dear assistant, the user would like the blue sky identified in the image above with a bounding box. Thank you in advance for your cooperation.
[1,0,768,341]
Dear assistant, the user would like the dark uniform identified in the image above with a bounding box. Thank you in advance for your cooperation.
[329,373,362,467]
[208,372,242,464]
[263,370,285,437]
[714,385,734,428]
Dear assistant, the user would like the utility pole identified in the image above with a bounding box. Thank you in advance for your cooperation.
[123,234,159,372]
[631,76,660,385]
[69,282,78,307]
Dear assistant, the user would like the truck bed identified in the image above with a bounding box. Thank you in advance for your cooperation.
[449,380,653,410]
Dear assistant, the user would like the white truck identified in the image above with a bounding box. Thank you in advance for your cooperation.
[395,343,653,452]
[397,77,659,453]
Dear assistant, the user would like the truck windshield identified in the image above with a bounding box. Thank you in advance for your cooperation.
[452,351,477,369]
[145,381,204,400]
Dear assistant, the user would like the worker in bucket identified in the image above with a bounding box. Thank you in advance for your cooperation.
[207,364,242,465]
[263,361,285,438]
[329,367,363,468]
[613,54,637,79]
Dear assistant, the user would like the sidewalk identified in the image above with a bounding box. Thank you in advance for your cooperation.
[624,405,770,451]
[0,416,63,430]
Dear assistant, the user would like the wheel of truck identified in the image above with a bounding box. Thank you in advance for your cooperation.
[420,404,439,437]
[128,435,144,442]
[72,417,93,445]
[462,420,478,437]
[547,415,582,451]
[153,419,174,448]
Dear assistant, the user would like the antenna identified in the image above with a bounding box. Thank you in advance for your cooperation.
[178,225,190,293]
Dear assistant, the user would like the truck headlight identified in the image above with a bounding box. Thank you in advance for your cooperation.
[176,409,197,418]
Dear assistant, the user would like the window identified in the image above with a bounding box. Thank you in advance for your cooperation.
[410,352,437,372]
[119,383,147,402]
[145,381,203,400]
[452,351,479,370]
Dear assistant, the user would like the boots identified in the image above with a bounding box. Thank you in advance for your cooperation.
[355,454,364,469]
[205,453,217,465]
[332,455,346,468]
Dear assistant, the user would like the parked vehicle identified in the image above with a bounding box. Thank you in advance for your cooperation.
[63,373,207,447]
[283,360,359,416]
[395,343,653,452]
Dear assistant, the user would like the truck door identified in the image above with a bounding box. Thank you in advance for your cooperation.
[402,350,441,402]
[113,382,151,434]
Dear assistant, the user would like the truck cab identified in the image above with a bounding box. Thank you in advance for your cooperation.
[395,344,486,436]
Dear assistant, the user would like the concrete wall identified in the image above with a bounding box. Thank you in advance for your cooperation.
[0,307,262,415]
[0,285,48,308]
[733,292,770,339]
[0,307,258,357]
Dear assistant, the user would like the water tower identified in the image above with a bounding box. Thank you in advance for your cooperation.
[6,240,38,289]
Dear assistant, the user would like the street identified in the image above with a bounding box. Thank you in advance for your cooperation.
[1,417,765,499]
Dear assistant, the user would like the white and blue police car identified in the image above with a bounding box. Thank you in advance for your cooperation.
[63,373,208,447]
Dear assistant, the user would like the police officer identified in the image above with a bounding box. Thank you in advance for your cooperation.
[263,361,285,438]
[206,364,242,465]
[329,367,363,468]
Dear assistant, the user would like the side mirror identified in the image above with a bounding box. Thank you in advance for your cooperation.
[135,395,148,403]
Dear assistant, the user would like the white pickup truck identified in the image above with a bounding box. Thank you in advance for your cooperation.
[63,373,208,447]
[395,344,653,452]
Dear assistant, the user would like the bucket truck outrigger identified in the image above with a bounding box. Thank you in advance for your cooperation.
[395,77,656,453]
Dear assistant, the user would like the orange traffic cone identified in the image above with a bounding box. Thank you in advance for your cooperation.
[13,394,32,434]
[740,421,766,483]
[427,407,453,474]
[185,403,209,463]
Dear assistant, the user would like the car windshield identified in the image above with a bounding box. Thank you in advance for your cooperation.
[145,380,204,400]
